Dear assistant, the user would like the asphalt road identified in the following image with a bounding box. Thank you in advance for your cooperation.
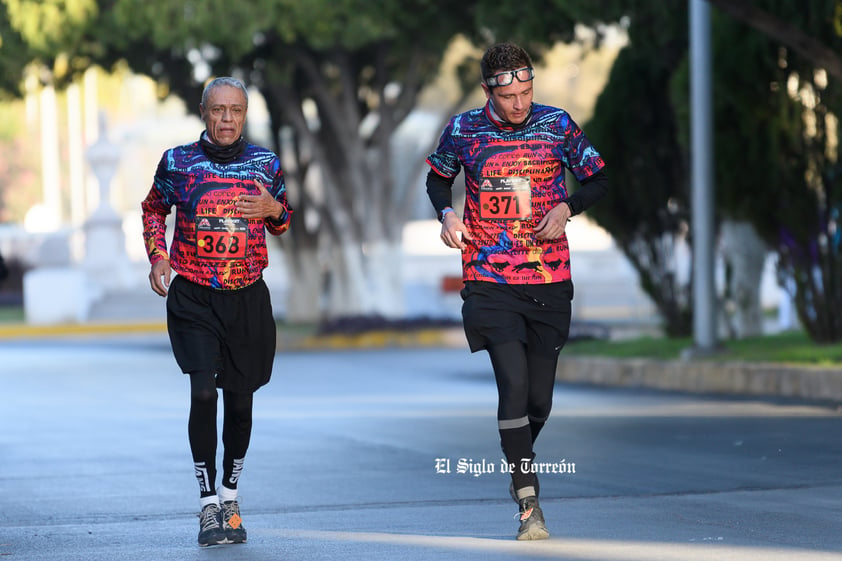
[2,334,841,561]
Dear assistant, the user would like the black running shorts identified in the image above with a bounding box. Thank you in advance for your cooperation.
[460,280,573,355]
[166,275,276,393]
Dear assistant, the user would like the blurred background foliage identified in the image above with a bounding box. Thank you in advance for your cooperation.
[2,0,842,344]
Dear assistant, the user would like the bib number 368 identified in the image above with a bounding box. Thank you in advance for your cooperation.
[196,216,247,260]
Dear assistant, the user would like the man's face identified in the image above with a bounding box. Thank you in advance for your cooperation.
[199,85,247,146]
[483,77,533,125]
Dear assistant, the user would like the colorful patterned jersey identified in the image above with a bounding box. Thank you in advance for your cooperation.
[426,102,604,284]
[141,140,292,290]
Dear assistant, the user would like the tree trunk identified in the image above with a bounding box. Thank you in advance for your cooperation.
[720,219,766,338]
[363,240,405,318]
[282,246,323,323]
[324,240,405,319]
[324,243,369,317]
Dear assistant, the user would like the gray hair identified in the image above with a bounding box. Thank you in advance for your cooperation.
[200,77,249,109]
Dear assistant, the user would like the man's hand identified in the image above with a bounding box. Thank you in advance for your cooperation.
[440,212,471,250]
[236,179,283,220]
[534,202,572,240]
[149,259,171,297]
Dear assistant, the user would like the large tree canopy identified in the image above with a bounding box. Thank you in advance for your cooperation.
[584,3,692,337]
[7,0,842,340]
[0,0,618,321]
[586,0,842,342]
[700,0,842,342]
[707,0,842,80]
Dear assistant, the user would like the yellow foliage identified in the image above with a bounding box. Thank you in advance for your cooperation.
[4,0,98,52]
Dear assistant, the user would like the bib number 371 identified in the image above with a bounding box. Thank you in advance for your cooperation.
[196,216,248,260]
[479,176,531,221]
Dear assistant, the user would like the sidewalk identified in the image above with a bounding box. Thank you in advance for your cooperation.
[556,356,842,405]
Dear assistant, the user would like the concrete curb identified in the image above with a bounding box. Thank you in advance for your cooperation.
[0,321,168,339]
[0,322,463,347]
[557,356,842,404]
[286,328,467,351]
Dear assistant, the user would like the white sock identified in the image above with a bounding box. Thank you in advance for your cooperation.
[199,495,219,510]
[218,485,238,503]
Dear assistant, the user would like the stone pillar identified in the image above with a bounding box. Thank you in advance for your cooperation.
[83,113,130,292]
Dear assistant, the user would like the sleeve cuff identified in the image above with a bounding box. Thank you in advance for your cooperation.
[268,208,288,226]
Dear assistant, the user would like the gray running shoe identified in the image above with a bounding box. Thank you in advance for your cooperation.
[221,499,247,544]
[197,503,227,547]
[516,496,549,540]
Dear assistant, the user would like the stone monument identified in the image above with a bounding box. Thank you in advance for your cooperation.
[23,113,135,324]
[83,113,132,293]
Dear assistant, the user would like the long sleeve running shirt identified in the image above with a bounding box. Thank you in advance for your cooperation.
[141,139,292,290]
[426,101,606,285]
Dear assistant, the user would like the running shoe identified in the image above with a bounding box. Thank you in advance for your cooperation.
[516,496,549,540]
[197,503,227,547]
[221,499,247,544]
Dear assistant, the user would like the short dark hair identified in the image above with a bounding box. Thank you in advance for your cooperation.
[480,43,533,83]
[201,76,249,109]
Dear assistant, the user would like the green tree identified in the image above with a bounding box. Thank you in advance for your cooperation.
[725,1,842,343]
[588,0,842,342]
[698,0,842,343]
[585,4,693,337]
[707,0,842,80]
[0,1,33,99]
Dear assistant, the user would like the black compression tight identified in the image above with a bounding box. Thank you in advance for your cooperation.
[188,371,254,498]
[487,340,560,497]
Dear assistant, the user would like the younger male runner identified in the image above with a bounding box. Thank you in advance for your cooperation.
[426,42,608,540]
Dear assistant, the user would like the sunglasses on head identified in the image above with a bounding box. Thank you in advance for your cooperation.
[484,67,534,87]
